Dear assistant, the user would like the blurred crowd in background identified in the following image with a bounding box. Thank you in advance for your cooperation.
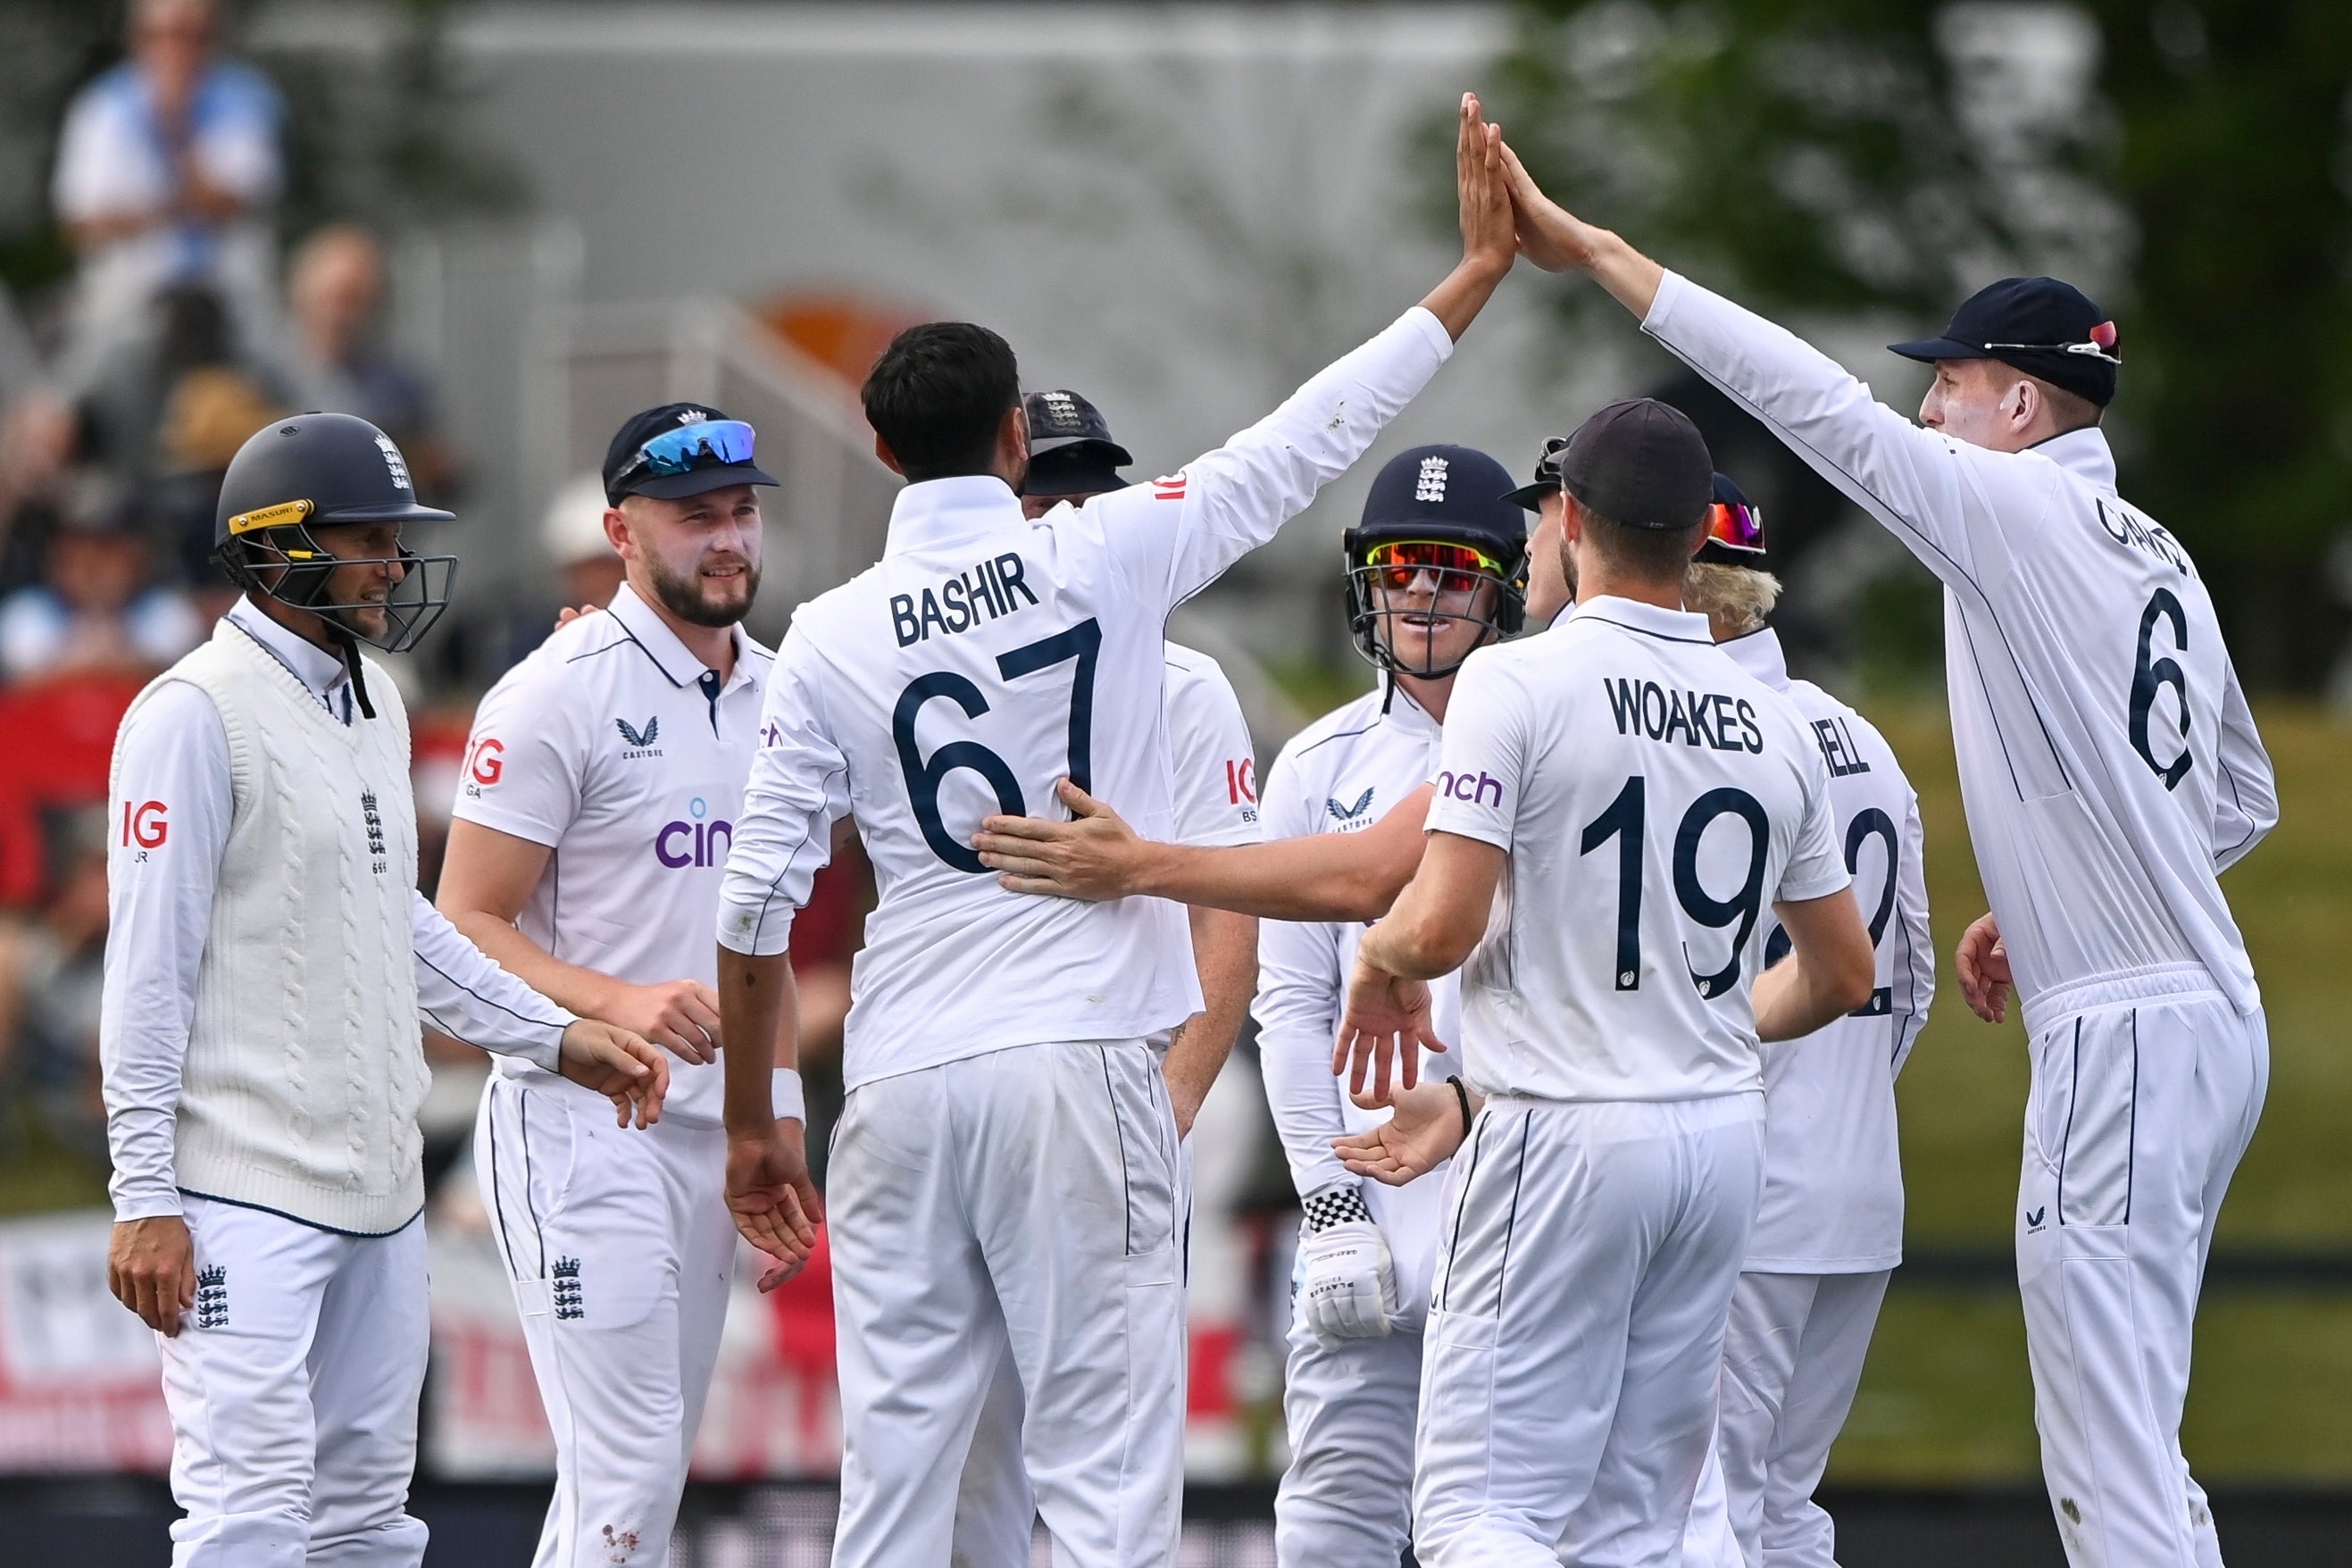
[0,0,885,1233]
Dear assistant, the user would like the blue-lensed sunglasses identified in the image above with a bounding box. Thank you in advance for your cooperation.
[611,419,759,490]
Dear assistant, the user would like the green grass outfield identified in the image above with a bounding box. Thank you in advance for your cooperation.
[1831,698,2352,1483]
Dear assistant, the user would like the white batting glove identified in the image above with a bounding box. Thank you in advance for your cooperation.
[1298,1183,1396,1347]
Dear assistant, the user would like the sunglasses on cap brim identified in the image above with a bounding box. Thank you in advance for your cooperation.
[1703,499,1764,555]
[1361,539,1512,589]
[612,419,759,489]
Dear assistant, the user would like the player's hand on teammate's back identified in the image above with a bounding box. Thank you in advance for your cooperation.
[975,779,1147,901]
[1333,957,1447,1103]
[1297,1210,1399,1346]
[108,1214,196,1334]
[591,976,721,1064]
[1332,1080,1470,1188]
[556,1019,670,1127]
[726,1119,823,1285]
[1956,911,2014,1024]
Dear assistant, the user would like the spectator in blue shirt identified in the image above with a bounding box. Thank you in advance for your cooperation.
[51,0,283,381]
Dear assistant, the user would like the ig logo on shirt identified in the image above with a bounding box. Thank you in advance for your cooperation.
[656,797,734,868]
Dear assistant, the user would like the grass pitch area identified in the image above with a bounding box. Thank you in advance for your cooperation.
[1833,699,2352,1483]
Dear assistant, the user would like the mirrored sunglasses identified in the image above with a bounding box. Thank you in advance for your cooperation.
[1363,539,1509,590]
[1704,499,1765,555]
[613,419,759,488]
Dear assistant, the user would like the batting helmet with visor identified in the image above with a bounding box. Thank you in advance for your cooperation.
[1343,444,1528,680]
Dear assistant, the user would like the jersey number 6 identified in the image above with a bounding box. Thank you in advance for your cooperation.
[2130,588,2192,791]
[1580,776,1771,999]
[893,618,1102,872]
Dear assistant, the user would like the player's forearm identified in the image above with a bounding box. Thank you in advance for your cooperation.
[439,905,623,1022]
[1163,909,1258,1128]
[1418,255,1514,343]
[1753,946,1875,1042]
[1573,228,1665,320]
[719,947,799,1133]
[1143,833,1405,922]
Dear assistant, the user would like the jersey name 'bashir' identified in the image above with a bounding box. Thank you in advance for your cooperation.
[889,552,1039,646]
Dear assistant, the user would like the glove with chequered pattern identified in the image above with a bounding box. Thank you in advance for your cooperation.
[1297,1181,1395,1346]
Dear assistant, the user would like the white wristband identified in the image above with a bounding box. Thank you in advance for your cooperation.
[770,1067,805,1122]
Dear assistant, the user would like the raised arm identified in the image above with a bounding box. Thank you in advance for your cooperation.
[977,779,1433,922]
[1487,100,2023,589]
[1095,96,1516,611]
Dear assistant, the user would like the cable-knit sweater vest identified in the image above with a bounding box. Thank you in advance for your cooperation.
[118,621,429,1233]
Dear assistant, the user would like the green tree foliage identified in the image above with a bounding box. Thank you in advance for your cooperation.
[1489,0,2352,687]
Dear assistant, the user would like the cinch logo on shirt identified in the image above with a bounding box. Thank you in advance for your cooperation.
[1437,769,1504,808]
[889,553,1040,646]
[655,797,734,868]
[1604,678,1764,754]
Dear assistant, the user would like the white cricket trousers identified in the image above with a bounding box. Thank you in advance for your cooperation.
[2014,972,2266,1568]
[474,1075,735,1568]
[157,1196,430,1568]
[1680,1269,1893,1568]
[1272,1304,1423,1566]
[830,1038,1186,1568]
[1414,1093,1764,1568]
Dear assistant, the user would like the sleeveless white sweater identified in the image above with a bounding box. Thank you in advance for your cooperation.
[120,623,430,1233]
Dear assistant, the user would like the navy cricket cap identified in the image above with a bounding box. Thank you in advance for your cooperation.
[1503,435,1570,512]
[1348,444,1526,557]
[1559,398,1714,530]
[1889,277,2121,407]
[603,403,779,505]
[1022,389,1132,498]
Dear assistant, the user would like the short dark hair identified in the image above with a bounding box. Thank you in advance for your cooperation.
[1579,498,1704,582]
[862,321,1021,482]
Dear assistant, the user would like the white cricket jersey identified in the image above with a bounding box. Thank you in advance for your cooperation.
[1163,642,1259,849]
[452,582,793,1125]
[1254,684,1456,1314]
[1426,597,1849,1104]
[1722,628,1934,1272]
[718,305,1455,1089]
[1645,272,2279,1028]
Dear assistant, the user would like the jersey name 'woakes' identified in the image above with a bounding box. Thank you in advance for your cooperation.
[1605,676,1765,754]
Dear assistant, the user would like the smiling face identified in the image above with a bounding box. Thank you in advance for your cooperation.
[614,484,763,628]
[1364,555,1504,676]
[1915,356,2078,454]
[313,520,407,640]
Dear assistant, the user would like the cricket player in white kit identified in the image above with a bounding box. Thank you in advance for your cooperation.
[713,97,1520,1568]
[944,397,1265,1564]
[1670,475,1934,1568]
[1331,396,1877,1568]
[1489,104,2279,1566]
[101,413,667,1568]
[1253,443,1528,1567]
[436,404,807,1567]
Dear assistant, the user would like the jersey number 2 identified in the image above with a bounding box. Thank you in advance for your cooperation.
[893,618,1101,872]
[2130,588,2192,790]
[1579,775,1770,999]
